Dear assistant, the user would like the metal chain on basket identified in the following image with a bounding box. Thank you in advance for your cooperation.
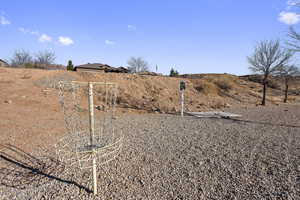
[56,81,123,169]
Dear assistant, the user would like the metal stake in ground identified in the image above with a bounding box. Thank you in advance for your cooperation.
[180,80,186,117]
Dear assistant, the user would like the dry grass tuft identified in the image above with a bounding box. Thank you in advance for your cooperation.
[34,73,76,89]
[193,79,219,95]
[213,77,234,91]
[192,75,237,96]
[209,75,237,91]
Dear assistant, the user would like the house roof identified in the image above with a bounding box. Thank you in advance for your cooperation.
[74,63,129,73]
[75,63,109,69]
[0,59,9,66]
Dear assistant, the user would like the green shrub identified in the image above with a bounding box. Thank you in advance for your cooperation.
[24,63,36,68]
[169,68,179,77]
[67,60,74,71]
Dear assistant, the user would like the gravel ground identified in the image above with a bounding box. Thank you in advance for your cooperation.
[0,105,300,199]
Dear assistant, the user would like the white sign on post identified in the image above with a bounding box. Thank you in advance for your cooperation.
[180,80,186,117]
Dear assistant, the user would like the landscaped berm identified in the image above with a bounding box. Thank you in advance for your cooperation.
[0,67,299,199]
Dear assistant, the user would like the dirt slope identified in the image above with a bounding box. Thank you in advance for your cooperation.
[0,66,299,160]
[1,67,299,114]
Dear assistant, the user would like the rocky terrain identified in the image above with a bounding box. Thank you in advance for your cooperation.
[0,105,299,199]
[0,67,299,199]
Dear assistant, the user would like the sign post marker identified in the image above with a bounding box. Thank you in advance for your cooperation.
[180,80,186,117]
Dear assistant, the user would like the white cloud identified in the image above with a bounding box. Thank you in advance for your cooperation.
[19,27,40,36]
[286,0,298,10]
[0,16,11,25]
[127,24,137,31]
[58,36,74,46]
[287,0,297,6]
[39,34,52,43]
[31,31,40,36]
[19,27,29,33]
[19,27,74,46]
[278,11,300,25]
[105,40,116,45]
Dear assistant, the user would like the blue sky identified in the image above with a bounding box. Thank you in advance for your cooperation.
[0,0,299,75]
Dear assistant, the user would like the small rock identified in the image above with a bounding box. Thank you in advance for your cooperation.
[95,105,104,111]
[138,179,144,187]
[225,103,231,108]
[4,100,12,104]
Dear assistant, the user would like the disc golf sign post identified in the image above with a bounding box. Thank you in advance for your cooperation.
[56,81,123,195]
[180,80,186,117]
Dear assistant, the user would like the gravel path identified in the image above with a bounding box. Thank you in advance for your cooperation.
[1,105,299,199]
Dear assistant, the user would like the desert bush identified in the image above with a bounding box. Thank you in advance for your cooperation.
[246,75,262,83]
[20,73,32,79]
[244,75,281,89]
[267,79,280,89]
[211,99,226,109]
[214,78,234,91]
[287,96,296,102]
[193,79,219,95]
[24,63,36,69]
[34,73,76,89]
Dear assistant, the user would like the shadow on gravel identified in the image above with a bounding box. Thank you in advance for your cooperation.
[223,118,300,128]
[0,144,92,193]
[185,113,300,128]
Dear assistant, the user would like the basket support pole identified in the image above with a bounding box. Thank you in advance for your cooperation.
[88,82,97,195]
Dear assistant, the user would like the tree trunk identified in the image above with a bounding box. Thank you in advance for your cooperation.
[261,74,268,106]
[261,81,267,106]
[284,79,288,103]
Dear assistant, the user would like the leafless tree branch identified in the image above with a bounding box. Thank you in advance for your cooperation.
[10,49,33,67]
[127,57,149,73]
[276,64,300,102]
[247,40,294,105]
[35,50,56,65]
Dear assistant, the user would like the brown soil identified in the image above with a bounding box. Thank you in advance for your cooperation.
[0,67,299,199]
[0,67,299,152]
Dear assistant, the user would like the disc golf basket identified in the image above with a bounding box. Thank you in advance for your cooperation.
[55,81,123,195]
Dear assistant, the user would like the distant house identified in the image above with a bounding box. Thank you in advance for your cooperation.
[0,59,9,67]
[73,63,129,73]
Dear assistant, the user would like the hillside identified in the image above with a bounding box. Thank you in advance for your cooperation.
[1,67,300,199]
[1,67,299,115]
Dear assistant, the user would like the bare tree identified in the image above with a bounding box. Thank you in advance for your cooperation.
[276,65,299,103]
[286,1,300,51]
[287,27,300,52]
[10,49,33,67]
[127,57,149,73]
[247,40,293,105]
[35,50,56,65]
